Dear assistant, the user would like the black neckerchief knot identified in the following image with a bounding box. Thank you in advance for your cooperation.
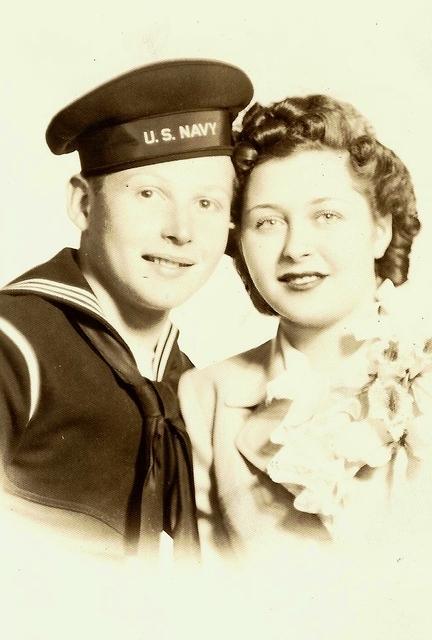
[75,316,200,559]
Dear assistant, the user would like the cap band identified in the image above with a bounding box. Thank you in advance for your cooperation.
[78,109,232,175]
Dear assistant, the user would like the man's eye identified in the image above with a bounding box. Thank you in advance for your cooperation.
[199,198,213,209]
[140,189,154,198]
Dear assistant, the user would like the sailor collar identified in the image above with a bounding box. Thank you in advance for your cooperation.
[2,248,178,381]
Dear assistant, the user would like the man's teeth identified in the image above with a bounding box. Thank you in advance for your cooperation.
[148,256,188,267]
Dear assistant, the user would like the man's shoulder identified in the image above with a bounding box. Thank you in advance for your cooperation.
[0,288,64,324]
[0,282,78,360]
[5,249,80,287]
[0,248,94,333]
[0,289,53,320]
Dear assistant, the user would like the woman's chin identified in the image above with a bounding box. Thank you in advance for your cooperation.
[279,312,346,332]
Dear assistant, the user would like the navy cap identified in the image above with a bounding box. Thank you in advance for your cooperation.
[46,59,253,176]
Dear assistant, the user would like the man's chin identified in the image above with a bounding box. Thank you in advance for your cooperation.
[115,275,207,314]
[126,292,187,314]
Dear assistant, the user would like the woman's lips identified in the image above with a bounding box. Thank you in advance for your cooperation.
[278,272,327,291]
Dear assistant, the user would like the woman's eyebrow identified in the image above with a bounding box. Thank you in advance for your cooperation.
[244,203,286,214]
[246,198,348,212]
[309,196,351,206]
[309,197,334,205]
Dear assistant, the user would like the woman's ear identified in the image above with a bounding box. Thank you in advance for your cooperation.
[67,174,92,232]
[374,213,393,259]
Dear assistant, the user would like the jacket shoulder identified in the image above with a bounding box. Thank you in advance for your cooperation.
[180,340,272,396]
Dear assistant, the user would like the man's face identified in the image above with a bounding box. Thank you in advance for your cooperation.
[80,156,234,313]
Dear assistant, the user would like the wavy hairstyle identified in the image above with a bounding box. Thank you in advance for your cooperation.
[230,94,420,315]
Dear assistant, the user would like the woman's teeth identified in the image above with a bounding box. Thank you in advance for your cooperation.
[289,275,320,285]
[282,273,326,290]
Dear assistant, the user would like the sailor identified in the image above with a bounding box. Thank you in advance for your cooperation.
[0,59,253,559]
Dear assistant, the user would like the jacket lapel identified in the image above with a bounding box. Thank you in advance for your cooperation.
[222,335,285,409]
[219,333,291,474]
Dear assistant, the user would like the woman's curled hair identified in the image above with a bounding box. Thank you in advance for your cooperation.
[231,94,420,315]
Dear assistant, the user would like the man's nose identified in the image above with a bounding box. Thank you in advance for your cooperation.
[161,206,193,245]
[282,223,313,261]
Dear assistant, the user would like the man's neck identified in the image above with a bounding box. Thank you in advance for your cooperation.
[80,267,170,373]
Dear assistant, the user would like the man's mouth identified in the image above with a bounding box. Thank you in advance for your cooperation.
[142,254,195,268]
[278,271,327,290]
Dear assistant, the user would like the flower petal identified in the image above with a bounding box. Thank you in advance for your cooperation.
[412,372,432,414]
[406,415,432,459]
[332,419,391,467]
[367,379,414,426]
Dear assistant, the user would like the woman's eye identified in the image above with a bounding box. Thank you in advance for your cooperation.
[316,210,341,223]
[256,217,286,229]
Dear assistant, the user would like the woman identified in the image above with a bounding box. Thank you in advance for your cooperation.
[179,94,431,562]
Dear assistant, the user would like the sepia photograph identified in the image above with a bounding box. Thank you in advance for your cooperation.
[1,1,432,638]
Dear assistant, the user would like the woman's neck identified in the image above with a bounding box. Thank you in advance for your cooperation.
[279,309,370,376]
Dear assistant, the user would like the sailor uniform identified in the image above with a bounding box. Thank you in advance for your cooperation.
[0,249,198,555]
[0,58,253,556]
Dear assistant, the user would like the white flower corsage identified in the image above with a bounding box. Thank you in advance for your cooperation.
[264,281,432,521]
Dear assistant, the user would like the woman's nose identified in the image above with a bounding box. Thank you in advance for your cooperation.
[161,207,193,245]
[282,223,313,261]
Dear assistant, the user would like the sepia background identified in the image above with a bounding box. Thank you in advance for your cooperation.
[1,1,432,638]
[2,0,432,368]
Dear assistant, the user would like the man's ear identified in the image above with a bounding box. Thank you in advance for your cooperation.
[374,213,393,259]
[67,174,92,232]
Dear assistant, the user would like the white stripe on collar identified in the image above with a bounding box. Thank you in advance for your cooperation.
[3,277,179,383]
[3,278,104,319]
[154,322,179,382]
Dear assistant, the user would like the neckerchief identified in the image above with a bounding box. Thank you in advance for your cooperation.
[76,316,200,559]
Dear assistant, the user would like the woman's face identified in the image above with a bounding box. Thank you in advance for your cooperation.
[240,149,392,331]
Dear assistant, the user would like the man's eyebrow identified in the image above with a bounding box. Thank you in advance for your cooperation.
[199,184,233,194]
[121,173,165,183]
